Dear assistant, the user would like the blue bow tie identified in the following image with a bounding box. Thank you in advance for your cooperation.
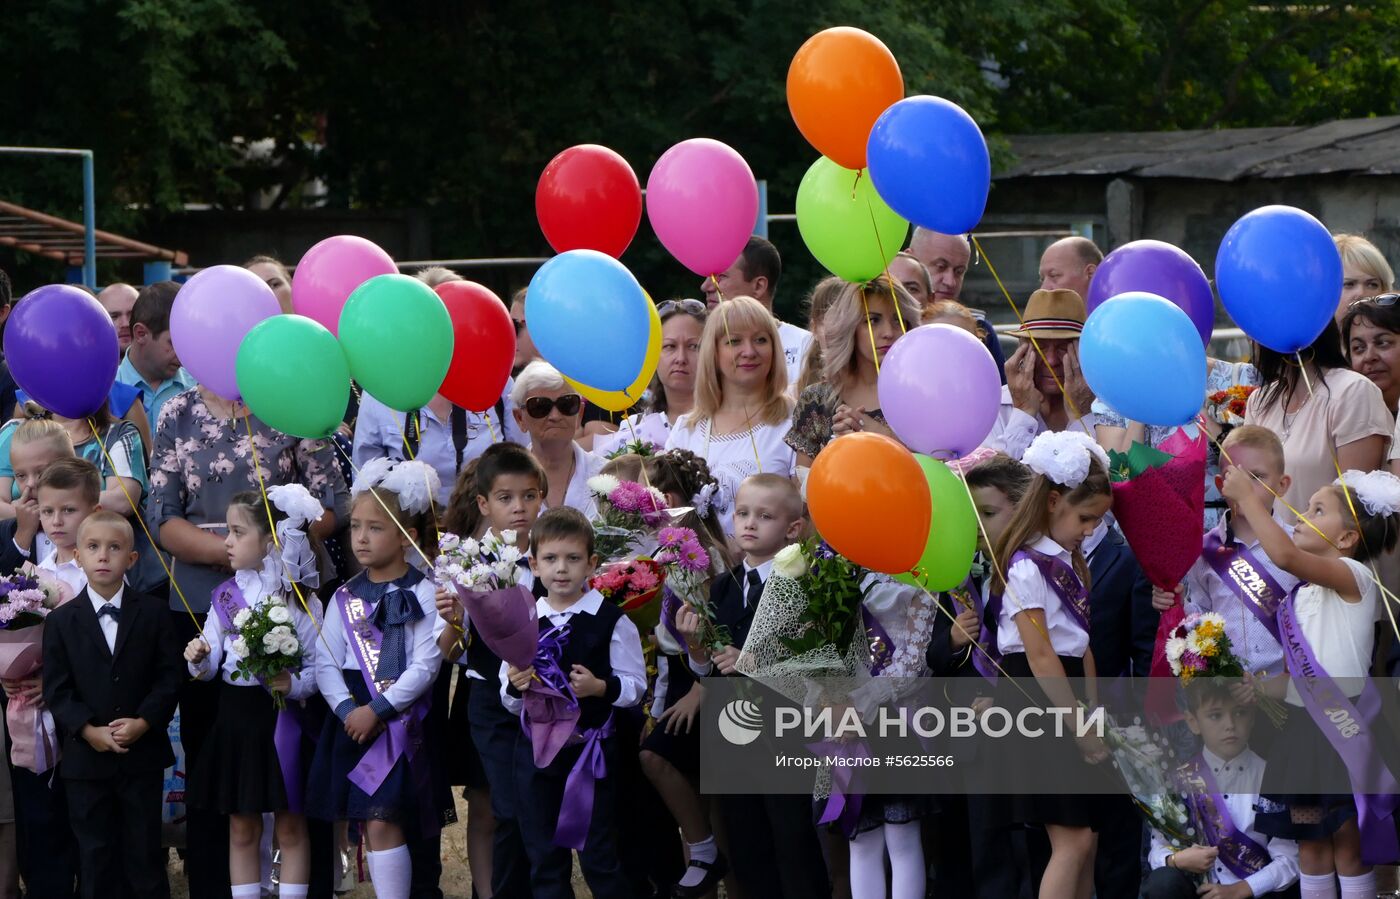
[360,571,426,682]
[98,603,120,621]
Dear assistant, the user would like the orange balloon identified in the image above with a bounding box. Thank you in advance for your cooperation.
[787,27,904,171]
[807,432,930,574]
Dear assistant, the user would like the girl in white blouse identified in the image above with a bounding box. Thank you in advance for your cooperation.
[665,295,796,538]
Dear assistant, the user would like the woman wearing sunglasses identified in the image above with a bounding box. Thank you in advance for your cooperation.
[510,360,604,517]
[594,299,707,457]
[664,295,797,536]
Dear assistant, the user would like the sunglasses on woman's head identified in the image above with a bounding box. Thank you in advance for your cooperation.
[1350,293,1400,310]
[656,298,707,318]
[523,394,582,418]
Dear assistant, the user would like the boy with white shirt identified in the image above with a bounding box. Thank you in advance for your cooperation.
[1144,683,1299,898]
[503,507,645,899]
[33,458,105,597]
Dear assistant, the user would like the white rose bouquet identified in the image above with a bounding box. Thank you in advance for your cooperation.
[231,598,302,709]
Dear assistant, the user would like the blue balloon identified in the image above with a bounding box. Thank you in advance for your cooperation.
[1079,292,1207,427]
[1216,205,1341,354]
[866,96,990,235]
[525,250,650,391]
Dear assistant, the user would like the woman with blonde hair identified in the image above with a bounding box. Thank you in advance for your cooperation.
[794,277,847,396]
[1334,233,1395,323]
[664,295,796,535]
[787,275,920,468]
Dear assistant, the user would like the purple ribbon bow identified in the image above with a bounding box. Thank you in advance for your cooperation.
[553,714,615,850]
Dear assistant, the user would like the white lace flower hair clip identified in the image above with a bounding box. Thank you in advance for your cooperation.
[350,456,396,497]
[1022,430,1110,489]
[264,483,324,590]
[692,481,724,518]
[1334,469,1400,518]
[379,460,441,516]
[267,483,325,531]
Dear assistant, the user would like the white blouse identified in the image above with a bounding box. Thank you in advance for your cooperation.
[665,415,796,535]
[1285,557,1378,705]
[536,441,604,521]
[997,535,1091,658]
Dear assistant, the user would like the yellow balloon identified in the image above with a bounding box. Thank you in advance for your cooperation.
[564,293,661,412]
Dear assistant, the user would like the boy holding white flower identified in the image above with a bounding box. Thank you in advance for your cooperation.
[43,511,183,897]
[184,489,323,899]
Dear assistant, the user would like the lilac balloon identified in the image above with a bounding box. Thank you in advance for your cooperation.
[877,324,1001,459]
[4,284,118,419]
[646,138,758,277]
[1086,240,1215,346]
[171,265,282,400]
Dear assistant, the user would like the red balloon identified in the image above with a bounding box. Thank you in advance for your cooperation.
[435,281,515,413]
[536,145,643,258]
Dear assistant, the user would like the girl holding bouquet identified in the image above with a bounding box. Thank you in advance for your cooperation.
[183,486,323,899]
[1221,465,1400,897]
[991,430,1114,899]
[308,459,452,899]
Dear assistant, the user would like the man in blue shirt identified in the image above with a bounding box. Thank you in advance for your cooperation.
[115,282,196,428]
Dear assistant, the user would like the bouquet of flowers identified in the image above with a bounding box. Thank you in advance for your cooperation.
[434,529,539,670]
[0,569,66,772]
[1205,385,1256,427]
[1107,431,1207,724]
[736,540,870,698]
[653,526,729,652]
[1167,611,1287,727]
[1103,718,1198,850]
[231,599,302,710]
[587,475,670,560]
[604,438,663,460]
[591,558,666,632]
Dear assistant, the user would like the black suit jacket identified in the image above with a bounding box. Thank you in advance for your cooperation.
[42,587,183,779]
[0,518,37,577]
[926,578,990,678]
[1087,528,1158,680]
[711,565,760,658]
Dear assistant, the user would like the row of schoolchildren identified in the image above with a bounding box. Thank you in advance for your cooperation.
[6,406,1400,899]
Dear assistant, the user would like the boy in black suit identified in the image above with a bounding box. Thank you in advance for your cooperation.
[42,511,183,898]
[677,473,829,899]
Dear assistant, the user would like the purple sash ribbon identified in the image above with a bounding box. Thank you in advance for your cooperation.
[660,587,687,653]
[805,739,870,838]
[1201,531,1286,647]
[1009,548,1091,634]
[335,585,437,837]
[1175,755,1273,880]
[953,577,1000,683]
[552,713,615,850]
[860,606,896,676]
[211,578,306,813]
[1278,592,1400,865]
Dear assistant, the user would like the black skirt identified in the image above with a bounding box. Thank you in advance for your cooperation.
[433,662,487,790]
[1255,701,1362,841]
[186,680,301,815]
[990,652,1111,830]
[640,654,700,776]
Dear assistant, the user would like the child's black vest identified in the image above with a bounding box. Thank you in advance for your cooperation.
[542,600,623,731]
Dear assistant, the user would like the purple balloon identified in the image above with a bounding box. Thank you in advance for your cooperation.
[4,284,118,419]
[878,324,1001,459]
[1086,240,1215,346]
[172,265,281,400]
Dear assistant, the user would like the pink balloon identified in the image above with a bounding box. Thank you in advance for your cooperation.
[646,139,758,277]
[291,235,397,335]
[877,324,1002,459]
[171,265,282,401]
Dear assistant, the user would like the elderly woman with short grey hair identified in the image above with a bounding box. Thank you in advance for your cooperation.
[510,360,603,516]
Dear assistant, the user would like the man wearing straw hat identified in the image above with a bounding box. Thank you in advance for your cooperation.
[983,288,1098,460]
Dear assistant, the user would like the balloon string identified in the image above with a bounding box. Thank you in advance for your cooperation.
[865,196,908,336]
[240,416,336,660]
[860,287,881,378]
[1294,358,1400,642]
[86,417,200,633]
[969,236,1092,440]
[710,289,764,473]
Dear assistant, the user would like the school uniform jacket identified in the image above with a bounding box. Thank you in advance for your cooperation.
[42,587,184,779]
[0,518,38,576]
[1086,527,1158,680]
[687,564,763,678]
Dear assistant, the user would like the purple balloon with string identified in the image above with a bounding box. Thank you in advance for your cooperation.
[877,323,1001,459]
[1086,240,1216,346]
[5,284,118,419]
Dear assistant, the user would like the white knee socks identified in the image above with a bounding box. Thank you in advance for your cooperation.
[1338,870,1376,899]
[230,886,260,899]
[279,884,309,898]
[365,844,412,899]
[1300,871,1337,899]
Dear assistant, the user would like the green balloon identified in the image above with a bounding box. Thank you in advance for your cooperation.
[339,274,454,412]
[236,314,350,439]
[895,455,979,593]
[796,156,909,283]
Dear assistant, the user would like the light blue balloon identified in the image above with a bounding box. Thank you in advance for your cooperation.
[1079,291,1207,427]
[524,250,651,391]
[1215,205,1341,354]
[867,95,991,235]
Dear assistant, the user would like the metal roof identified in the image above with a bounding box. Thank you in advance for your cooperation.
[0,199,187,266]
[999,116,1400,182]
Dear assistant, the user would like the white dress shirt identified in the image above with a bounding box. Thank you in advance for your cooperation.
[313,575,445,718]
[997,535,1090,657]
[499,589,647,715]
[535,441,604,520]
[12,532,54,565]
[778,321,813,388]
[38,549,88,598]
[983,385,1100,461]
[1183,515,1299,677]
[1148,747,1299,895]
[89,586,124,654]
[188,569,322,700]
